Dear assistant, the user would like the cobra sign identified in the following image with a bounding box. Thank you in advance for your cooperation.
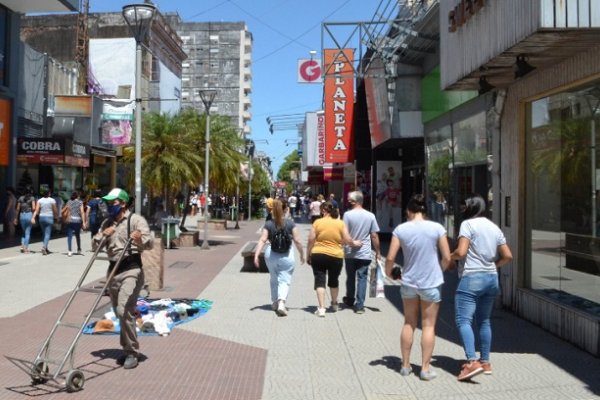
[297,59,322,83]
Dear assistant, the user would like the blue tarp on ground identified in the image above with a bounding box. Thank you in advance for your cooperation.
[83,298,213,336]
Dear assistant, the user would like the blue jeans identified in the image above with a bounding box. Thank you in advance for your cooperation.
[19,212,33,248]
[66,222,82,252]
[39,215,54,249]
[344,258,371,309]
[455,272,499,362]
[264,247,295,303]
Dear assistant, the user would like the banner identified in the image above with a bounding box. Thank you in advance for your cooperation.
[101,101,134,145]
[0,98,11,166]
[323,48,354,163]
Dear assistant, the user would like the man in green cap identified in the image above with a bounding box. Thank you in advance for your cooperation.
[93,188,153,369]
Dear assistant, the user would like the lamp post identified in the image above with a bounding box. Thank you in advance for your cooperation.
[199,89,217,249]
[122,3,156,214]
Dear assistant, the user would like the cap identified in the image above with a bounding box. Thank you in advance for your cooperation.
[102,188,129,203]
[93,319,115,334]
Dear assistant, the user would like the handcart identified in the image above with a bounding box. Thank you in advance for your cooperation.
[29,237,133,392]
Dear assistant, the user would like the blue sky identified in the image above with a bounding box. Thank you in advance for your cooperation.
[89,0,383,176]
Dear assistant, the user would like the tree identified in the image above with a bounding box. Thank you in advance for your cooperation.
[123,111,203,215]
[276,150,301,193]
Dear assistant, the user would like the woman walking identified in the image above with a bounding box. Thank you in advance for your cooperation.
[451,194,512,381]
[254,199,304,316]
[306,201,361,317]
[385,194,451,381]
[15,188,36,253]
[62,192,87,256]
[32,189,58,255]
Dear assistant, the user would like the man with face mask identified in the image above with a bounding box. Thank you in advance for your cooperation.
[92,188,153,370]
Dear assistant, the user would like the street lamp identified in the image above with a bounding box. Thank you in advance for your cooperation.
[122,3,156,214]
[198,89,218,249]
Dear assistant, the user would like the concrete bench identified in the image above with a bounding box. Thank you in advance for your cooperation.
[197,219,227,230]
[178,231,199,247]
[241,241,268,272]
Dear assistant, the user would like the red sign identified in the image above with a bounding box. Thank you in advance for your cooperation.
[323,165,343,181]
[0,98,11,166]
[298,59,322,83]
[324,49,354,164]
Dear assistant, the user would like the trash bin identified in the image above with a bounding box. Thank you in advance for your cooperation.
[161,217,181,249]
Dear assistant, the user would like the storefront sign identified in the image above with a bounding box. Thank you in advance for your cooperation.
[323,164,343,181]
[317,112,325,165]
[101,101,134,145]
[307,169,324,185]
[448,0,485,33]
[17,138,89,167]
[298,59,322,83]
[324,48,354,163]
[0,98,11,166]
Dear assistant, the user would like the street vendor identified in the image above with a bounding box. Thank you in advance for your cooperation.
[93,188,153,370]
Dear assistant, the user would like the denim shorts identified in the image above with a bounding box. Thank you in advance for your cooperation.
[400,285,442,303]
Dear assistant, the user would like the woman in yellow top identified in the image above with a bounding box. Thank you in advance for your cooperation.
[306,202,361,317]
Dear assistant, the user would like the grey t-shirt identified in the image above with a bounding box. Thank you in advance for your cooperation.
[392,220,446,289]
[343,207,379,260]
[457,217,506,277]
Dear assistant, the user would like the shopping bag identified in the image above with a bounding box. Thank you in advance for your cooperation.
[369,259,386,298]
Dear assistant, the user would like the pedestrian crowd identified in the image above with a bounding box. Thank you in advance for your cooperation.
[254,190,512,383]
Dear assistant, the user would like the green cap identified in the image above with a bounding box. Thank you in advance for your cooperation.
[102,188,129,203]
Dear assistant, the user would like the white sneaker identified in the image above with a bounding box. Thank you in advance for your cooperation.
[68,251,72,257]
[276,301,287,316]
[314,307,326,318]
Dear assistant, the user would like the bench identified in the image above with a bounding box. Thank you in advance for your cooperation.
[197,219,227,230]
[178,231,199,247]
[241,241,268,272]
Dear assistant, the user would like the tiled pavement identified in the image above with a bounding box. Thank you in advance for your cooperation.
[0,215,599,399]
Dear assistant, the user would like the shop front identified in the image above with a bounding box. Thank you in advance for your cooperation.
[440,0,600,355]
[16,138,89,199]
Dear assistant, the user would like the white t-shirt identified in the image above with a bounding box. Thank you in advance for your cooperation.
[343,207,379,260]
[38,197,56,217]
[457,217,506,276]
[392,219,446,289]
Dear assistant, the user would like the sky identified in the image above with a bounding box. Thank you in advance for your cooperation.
[88,0,387,177]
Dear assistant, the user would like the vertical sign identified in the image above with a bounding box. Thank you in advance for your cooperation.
[0,98,11,166]
[324,48,354,163]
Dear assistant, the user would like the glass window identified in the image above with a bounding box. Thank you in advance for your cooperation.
[526,81,600,317]
[425,125,453,235]
[0,6,8,87]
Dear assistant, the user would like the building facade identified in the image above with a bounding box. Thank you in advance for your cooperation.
[164,15,252,136]
[0,0,78,222]
[440,0,600,355]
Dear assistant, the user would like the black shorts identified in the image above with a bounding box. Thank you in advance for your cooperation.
[310,253,343,289]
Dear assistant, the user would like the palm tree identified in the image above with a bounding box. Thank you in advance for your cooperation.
[123,111,203,215]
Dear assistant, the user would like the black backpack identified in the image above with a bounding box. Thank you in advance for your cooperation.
[270,222,292,253]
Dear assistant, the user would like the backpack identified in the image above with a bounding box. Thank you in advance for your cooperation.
[89,199,109,225]
[270,222,292,253]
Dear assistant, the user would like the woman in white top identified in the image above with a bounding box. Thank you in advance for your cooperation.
[63,191,87,256]
[32,189,58,255]
[385,194,451,381]
[451,194,512,381]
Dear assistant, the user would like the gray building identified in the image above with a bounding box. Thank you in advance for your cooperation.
[164,15,252,136]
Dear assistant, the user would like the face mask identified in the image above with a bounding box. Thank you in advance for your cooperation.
[108,203,122,218]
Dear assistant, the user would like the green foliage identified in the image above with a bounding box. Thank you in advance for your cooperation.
[276,150,301,192]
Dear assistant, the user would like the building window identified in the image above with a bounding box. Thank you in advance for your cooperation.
[151,56,160,81]
[525,80,600,317]
[0,6,8,87]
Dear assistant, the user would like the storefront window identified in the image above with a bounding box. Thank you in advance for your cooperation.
[526,82,600,316]
[425,125,453,235]
[425,111,489,240]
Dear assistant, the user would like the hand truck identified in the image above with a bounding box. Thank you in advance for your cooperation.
[30,237,133,392]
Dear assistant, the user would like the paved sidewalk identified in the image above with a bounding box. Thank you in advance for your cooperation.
[0,215,599,399]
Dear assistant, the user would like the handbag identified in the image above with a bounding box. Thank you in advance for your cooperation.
[61,205,71,223]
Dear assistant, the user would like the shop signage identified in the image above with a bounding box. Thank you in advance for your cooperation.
[448,0,485,33]
[0,98,11,166]
[298,59,322,83]
[323,164,343,181]
[17,138,90,167]
[324,48,354,164]
[307,169,324,185]
[317,112,325,165]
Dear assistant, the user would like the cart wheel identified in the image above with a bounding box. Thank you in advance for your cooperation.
[65,369,85,392]
[30,360,49,384]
